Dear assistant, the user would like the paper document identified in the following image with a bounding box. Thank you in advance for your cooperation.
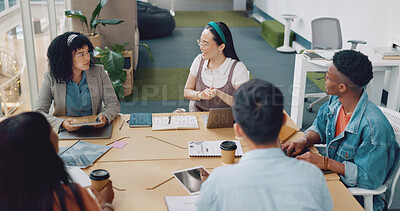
[188,140,243,157]
[66,166,91,187]
[164,195,199,211]
[152,115,199,131]
[58,140,112,168]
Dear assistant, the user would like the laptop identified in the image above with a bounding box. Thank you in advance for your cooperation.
[58,124,113,140]
[200,108,234,128]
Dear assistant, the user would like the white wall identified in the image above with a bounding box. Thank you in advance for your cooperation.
[254,0,400,50]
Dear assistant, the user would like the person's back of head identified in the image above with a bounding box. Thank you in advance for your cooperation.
[233,79,284,145]
[333,50,373,88]
[0,112,84,211]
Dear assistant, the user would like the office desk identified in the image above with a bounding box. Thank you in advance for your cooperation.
[58,113,361,211]
[290,50,400,128]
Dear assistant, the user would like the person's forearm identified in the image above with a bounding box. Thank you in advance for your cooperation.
[327,158,345,176]
[215,89,233,106]
[184,89,201,101]
[303,130,322,146]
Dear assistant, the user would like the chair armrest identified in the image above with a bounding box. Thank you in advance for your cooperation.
[348,185,387,196]
[347,40,367,45]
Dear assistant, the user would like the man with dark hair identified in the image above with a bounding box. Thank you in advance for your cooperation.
[196,79,332,211]
[283,50,399,210]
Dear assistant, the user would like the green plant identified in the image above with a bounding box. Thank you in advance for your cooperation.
[95,43,153,100]
[65,0,123,35]
[95,44,126,99]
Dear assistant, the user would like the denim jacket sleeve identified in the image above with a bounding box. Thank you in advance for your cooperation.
[305,99,332,144]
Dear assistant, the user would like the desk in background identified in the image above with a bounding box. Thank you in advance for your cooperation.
[59,113,363,211]
[291,49,400,128]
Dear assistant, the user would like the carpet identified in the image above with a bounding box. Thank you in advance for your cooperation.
[174,11,260,28]
[129,67,190,101]
[306,72,326,92]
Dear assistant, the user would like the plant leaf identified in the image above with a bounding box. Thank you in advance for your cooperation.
[97,19,124,26]
[91,0,108,29]
[100,50,123,81]
[111,79,124,99]
[65,10,88,29]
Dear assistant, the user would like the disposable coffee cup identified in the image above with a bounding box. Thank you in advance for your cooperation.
[89,169,110,191]
[220,141,237,164]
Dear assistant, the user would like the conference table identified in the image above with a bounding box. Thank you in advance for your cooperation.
[290,49,400,128]
[59,112,364,211]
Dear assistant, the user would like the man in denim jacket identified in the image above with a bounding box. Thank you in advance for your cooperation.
[282,50,399,210]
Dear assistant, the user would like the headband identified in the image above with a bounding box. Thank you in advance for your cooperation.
[207,22,226,44]
[67,34,78,46]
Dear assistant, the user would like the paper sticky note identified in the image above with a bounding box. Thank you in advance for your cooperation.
[111,141,128,149]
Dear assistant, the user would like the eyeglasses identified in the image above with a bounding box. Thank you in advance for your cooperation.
[197,39,210,48]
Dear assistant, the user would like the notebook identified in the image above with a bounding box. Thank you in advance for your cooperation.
[279,125,298,143]
[58,140,112,168]
[200,107,234,128]
[58,124,113,140]
[164,195,199,211]
[188,140,243,157]
[129,113,152,127]
[152,115,199,131]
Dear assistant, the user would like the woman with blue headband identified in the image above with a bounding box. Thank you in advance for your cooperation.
[184,22,249,112]
[34,32,121,132]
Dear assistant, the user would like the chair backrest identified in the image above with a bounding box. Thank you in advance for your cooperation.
[379,106,400,207]
[311,17,343,50]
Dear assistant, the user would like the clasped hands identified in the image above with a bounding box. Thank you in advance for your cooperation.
[281,139,325,169]
[62,115,108,132]
[198,87,217,100]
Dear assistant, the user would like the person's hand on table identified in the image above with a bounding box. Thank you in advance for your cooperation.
[296,152,324,169]
[93,115,107,128]
[62,118,81,132]
[90,180,115,209]
[198,88,217,100]
[281,138,307,157]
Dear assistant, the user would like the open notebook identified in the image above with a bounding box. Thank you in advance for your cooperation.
[152,115,199,131]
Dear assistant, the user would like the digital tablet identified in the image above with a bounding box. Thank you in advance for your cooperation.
[172,166,210,195]
[70,121,103,127]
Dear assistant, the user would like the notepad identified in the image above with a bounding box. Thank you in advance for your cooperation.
[164,195,199,211]
[188,140,243,157]
[58,140,112,168]
[152,115,199,131]
[129,113,152,127]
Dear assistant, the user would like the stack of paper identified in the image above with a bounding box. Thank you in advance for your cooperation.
[374,47,400,60]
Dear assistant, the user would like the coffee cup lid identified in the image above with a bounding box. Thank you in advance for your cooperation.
[220,141,237,151]
[89,169,110,181]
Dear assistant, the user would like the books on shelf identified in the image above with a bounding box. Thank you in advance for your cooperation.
[382,55,400,60]
[303,52,325,60]
[58,140,112,168]
[164,195,199,211]
[129,113,152,127]
[152,115,199,131]
[188,140,243,157]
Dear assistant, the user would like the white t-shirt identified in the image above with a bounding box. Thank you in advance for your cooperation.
[189,54,249,89]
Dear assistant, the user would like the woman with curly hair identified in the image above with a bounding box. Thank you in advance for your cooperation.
[34,32,120,132]
[0,112,114,210]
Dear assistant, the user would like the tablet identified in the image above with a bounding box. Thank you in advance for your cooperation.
[172,166,210,195]
[70,121,103,127]
[200,108,234,129]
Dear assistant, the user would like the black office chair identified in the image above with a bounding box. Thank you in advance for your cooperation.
[305,17,366,112]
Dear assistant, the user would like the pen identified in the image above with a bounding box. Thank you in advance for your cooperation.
[119,119,125,130]
[168,116,171,124]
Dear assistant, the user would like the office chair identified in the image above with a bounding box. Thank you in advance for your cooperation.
[305,17,366,112]
[348,106,400,211]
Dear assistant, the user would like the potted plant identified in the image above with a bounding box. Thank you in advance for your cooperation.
[95,43,152,100]
[65,0,123,47]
